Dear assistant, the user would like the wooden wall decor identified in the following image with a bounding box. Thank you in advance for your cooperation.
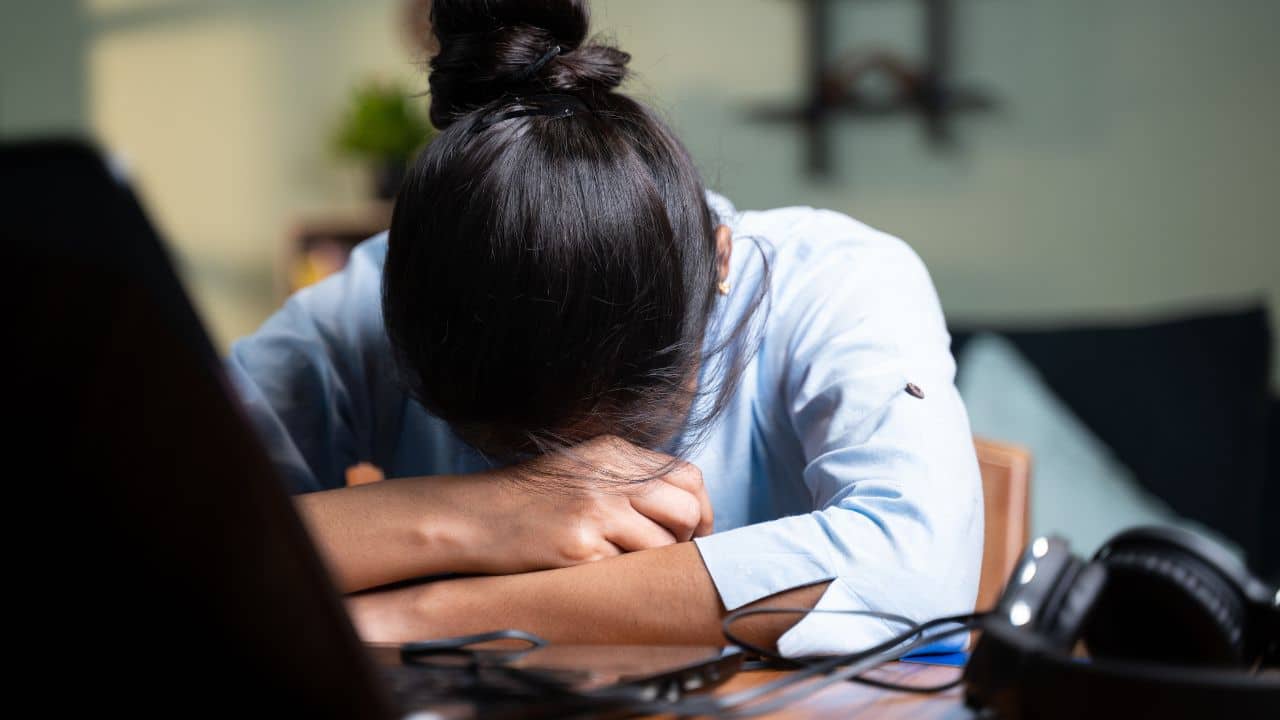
[751,0,996,177]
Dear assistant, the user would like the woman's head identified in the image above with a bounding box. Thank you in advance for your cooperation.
[384,0,742,462]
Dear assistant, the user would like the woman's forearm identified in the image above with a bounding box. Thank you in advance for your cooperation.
[347,542,830,650]
[294,476,482,593]
[296,442,717,595]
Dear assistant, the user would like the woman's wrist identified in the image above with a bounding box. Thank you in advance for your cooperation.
[357,575,520,644]
[410,472,508,576]
[296,472,506,592]
[347,581,448,644]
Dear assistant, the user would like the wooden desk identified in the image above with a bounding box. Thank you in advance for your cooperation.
[700,663,973,719]
[370,643,972,718]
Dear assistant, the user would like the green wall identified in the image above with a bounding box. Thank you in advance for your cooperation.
[0,0,87,137]
[2,0,1277,386]
[598,0,1280,385]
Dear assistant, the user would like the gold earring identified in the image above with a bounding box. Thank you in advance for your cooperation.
[717,279,732,296]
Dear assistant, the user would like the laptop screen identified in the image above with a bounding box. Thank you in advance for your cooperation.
[5,139,396,718]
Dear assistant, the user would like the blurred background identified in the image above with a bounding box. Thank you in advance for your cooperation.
[3,1,1276,574]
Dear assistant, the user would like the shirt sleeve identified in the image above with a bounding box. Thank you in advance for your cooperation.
[225,236,393,495]
[694,213,984,657]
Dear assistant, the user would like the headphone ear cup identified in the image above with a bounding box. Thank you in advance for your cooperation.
[1042,562,1107,650]
[1083,543,1248,667]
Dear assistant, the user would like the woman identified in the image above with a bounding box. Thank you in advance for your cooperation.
[230,0,982,657]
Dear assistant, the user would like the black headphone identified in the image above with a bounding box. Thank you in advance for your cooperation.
[965,526,1280,718]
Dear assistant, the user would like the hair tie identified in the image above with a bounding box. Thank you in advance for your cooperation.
[472,94,586,133]
[513,45,562,84]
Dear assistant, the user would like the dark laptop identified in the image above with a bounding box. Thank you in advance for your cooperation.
[5,140,738,718]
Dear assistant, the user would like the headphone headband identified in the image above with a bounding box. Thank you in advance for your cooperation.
[1098,526,1276,606]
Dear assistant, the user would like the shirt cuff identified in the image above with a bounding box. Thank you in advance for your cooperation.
[694,513,836,612]
[693,512,968,657]
[776,579,969,657]
[778,578,901,657]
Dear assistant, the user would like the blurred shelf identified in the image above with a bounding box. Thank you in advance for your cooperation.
[283,202,392,296]
[748,87,996,123]
[753,0,998,177]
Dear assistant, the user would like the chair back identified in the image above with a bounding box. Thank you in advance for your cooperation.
[974,438,1032,611]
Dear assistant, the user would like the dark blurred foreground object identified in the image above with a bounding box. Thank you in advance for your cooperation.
[2,139,738,718]
[5,138,396,717]
[951,307,1277,579]
[965,528,1279,719]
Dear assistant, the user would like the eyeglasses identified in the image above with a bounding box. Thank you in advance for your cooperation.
[398,630,592,694]
[400,629,548,668]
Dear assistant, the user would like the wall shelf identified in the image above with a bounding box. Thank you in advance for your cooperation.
[751,0,997,177]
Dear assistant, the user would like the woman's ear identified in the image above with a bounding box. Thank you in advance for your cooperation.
[715,225,734,284]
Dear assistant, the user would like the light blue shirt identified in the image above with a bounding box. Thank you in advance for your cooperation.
[227,193,983,657]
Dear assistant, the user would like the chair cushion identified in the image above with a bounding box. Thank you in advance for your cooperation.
[956,333,1243,559]
[952,307,1272,575]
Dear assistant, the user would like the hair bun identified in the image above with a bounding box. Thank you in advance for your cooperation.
[429,0,630,128]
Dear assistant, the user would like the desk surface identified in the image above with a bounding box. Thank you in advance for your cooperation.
[701,662,973,720]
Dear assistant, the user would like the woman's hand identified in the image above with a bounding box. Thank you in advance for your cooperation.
[295,437,713,593]
[450,435,714,575]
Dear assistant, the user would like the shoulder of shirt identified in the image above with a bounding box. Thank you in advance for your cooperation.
[710,197,951,397]
[726,201,930,305]
[272,231,390,354]
[351,230,389,271]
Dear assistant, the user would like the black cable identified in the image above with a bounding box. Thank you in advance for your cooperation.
[723,607,987,693]
[393,610,988,718]
[639,610,987,718]
[629,610,932,718]
[721,607,921,668]
[839,617,983,693]
[830,612,985,694]
[847,672,964,694]
[713,610,929,708]
[709,617,982,718]
[737,658,964,693]
[401,628,549,670]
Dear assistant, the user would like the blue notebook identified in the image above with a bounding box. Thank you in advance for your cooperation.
[900,651,968,668]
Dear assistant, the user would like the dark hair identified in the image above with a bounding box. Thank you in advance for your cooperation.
[383,0,765,474]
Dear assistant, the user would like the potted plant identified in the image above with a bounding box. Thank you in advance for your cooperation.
[334,80,435,200]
